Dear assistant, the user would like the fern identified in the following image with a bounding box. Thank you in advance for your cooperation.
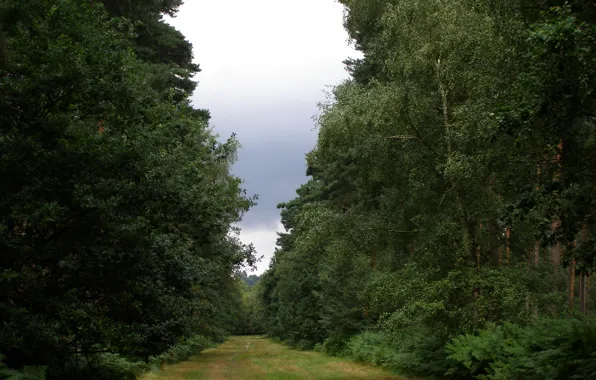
[0,354,47,380]
[446,318,596,380]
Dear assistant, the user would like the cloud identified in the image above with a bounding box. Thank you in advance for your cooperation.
[238,221,285,274]
[166,0,360,273]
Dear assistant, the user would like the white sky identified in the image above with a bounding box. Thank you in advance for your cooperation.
[166,0,359,274]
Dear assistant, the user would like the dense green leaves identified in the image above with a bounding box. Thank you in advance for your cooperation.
[0,0,253,378]
[259,0,596,378]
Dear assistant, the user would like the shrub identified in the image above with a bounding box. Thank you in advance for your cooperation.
[0,354,47,380]
[84,354,148,380]
[345,332,388,364]
[344,331,452,377]
[321,335,348,356]
[44,353,149,380]
[389,334,452,377]
[446,317,596,380]
[149,334,212,366]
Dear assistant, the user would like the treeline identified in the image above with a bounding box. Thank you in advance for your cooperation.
[0,0,254,379]
[257,1,596,379]
[233,271,264,336]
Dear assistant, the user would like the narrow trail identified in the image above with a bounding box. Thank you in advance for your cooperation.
[143,335,409,380]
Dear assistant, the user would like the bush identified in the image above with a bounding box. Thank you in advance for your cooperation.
[344,331,452,377]
[84,354,148,380]
[345,332,389,365]
[0,354,47,380]
[389,334,452,377]
[149,334,212,366]
[446,317,596,380]
[37,334,212,380]
[321,335,348,356]
[44,353,149,380]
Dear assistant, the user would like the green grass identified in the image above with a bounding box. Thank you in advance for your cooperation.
[143,335,412,380]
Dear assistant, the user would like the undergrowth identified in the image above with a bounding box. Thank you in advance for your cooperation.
[308,317,596,380]
[0,334,214,380]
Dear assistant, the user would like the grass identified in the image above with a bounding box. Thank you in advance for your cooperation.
[142,335,411,380]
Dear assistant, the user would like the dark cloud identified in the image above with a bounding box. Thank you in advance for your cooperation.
[206,102,319,229]
[167,0,360,272]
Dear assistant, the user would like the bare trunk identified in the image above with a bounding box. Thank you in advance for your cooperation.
[506,227,511,265]
[587,275,590,314]
[550,219,562,269]
[534,165,541,266]
[569,259,576,309]
[489,222,501,266]
[580,272,586,314]
[551,141,563,269]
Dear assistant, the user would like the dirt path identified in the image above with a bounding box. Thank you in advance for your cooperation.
[142,335,408,380]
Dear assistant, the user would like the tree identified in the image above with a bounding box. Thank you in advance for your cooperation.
[259,1,595,378]
[0,0,254,377]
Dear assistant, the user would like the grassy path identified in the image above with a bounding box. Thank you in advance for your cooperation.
[143,335,409,380]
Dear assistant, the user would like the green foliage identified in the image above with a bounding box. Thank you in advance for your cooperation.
[232,274,265,335]
[150,335,212,366]
[0,354,47,380]
[447,318,596,380]
[0,0,254,377]
[344,331,451,377]
[258,0,596,378]
[67,354,148,380]
[344,332,387,365]
[236,271,262,287]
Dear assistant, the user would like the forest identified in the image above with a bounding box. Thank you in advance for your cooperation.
[0,0,256,378]
[255,0,596,379]
[1,0,596,379]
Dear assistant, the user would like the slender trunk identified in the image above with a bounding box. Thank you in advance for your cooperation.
[569,258,576,309]
[476,224,482,274]
[371,247,377,270]
[586,275,590,314]
[534,165,540,266]
[489,222,501,266]
[506,227,511,265]
[578,224,588,314]
[438,64,477,322]
[550,220,562,269]
[551,141,563,269]
[439,75,472,259]
[580,272,586,314]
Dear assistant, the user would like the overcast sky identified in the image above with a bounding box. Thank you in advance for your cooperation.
[166,0,359,274]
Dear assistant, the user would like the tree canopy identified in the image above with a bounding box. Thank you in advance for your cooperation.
[0,0,254,378]
[257,1,596,378]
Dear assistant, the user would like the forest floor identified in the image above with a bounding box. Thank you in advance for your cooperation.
[142,335,409,380]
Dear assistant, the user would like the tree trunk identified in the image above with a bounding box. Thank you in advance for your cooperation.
[569,259,576,309]
[550,141,563,269]
[580,272,586,314]
[438,73,472,261]
[489,222,501,267]
[506,227,511,265]
[587,275,590,314]
[437,64,477,322]
[550,220,562,269]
